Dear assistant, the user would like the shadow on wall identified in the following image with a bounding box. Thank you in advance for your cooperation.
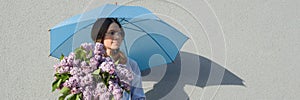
[141,51,246,100]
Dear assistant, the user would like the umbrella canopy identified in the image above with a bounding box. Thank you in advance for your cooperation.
[49,4,188,71]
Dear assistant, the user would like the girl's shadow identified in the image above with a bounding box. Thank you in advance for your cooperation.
[141,51,245,100]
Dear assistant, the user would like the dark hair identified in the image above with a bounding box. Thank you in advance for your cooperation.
[91,18,123,43]
[91,18,127,64]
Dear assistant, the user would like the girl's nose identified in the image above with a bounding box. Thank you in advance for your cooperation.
[113,32,122,39]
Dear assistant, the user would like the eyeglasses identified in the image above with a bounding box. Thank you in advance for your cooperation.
[105,31,124,37]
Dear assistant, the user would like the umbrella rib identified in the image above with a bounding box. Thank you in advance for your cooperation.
[122,26,144,33]
[122,19,153,25]
[123,19,174,63]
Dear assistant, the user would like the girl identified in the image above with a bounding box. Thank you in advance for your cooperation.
[91,18,146,100]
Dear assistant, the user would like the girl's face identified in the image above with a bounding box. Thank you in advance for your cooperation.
[103,22,124,50]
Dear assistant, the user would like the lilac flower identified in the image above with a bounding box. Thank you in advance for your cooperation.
[116,64,134,83]
[126,72,134,81]
[57,66,69,74]
[71,87,80,94]
[81,43,93,51]
[95,43,104,51]
[99,61,116,75]
[95,82,107,96]
[107,81,123,100]
[99,91,111,100]
[63,66,70,72]
[81,74,93,86]
[79,76,85,87]
[69,52,75,59]
[67,52,75,66]
[57,68,63,74]
[81,61,87,67]
[60,57,68,66]
[83,90,92,100]
[94,55,102,61]
[71,77,80,87]
[52,42,133,100]
[112,88,122,100]
[120,80,131,92]
[63,76,80,88]
[63,80,72,88]
[70,67,79,76]
[104,57,113,62]
[89,57,99,70]
[81,66,92,74]
[93,50,100,56]
[94,43,105,55]
[113,93,122,100]
[99,82,108,93]
[108,80,114,92]
[72,59,81,67]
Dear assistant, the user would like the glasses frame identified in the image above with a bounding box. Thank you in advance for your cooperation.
[104,30,124,37]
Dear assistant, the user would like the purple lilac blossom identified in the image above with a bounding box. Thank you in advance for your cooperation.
[81,43,93,51]
[99,61,115,75]
[53,42,135,100]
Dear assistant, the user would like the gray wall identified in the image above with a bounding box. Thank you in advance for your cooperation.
[1,0,299,100]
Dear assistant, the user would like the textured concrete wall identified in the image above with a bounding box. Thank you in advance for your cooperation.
[0,0,299,100]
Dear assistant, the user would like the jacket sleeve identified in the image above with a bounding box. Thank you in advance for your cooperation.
[130,59,146,100]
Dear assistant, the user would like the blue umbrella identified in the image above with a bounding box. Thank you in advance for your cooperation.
[49,4,188,71]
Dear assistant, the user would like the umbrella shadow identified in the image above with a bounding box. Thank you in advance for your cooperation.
[141,51,245,100]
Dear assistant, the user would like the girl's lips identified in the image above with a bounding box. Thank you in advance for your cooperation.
[112,42,120,45]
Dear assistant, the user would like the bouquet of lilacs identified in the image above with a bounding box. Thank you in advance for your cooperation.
[52,43,134,100]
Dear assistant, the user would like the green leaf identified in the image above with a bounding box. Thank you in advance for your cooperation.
[114,59,120,65]
[56,79,62,88]
[107,75,111,84]
[92,69,100,75]
[126,90,131,94]
[74,47,81,52]
[61,73,70,82]
[55,73,71,82]
[54,73,60,77]
[67,94,76,100]
[102,73,108,86]
[74,48,82,60]
[76,93,82,100]
[75,50,82,60]
[60,54,64,61]
[52,79,59,92]
[88,50,93,58]
[75,48,87,61]
[86,60,90,64]
[110,95,114,100]
[60,87,70,95]
[59,93,68,100]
